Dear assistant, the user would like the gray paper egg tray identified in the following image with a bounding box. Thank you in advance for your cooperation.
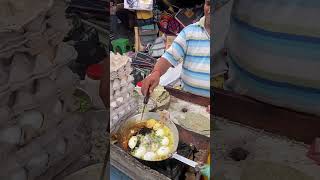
[0,0,71,57]
[0,0,54,32]
[110,81,135,101]
[0,112,90,180]
[0,66,79,122]
[0,43,77,94]
[110,101,138,132]
[110,62,133,81]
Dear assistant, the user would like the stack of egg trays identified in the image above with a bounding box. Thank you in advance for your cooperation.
[0,113,91,180]
[0,0,86,179]
[110,61,133,80]
[0,66,79,158]
[0,0,71,59]
[110,60,137,128]
[0,42,77,94]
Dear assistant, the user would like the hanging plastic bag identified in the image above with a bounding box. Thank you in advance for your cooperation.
[158,12,183,35]
[124,0,153,11]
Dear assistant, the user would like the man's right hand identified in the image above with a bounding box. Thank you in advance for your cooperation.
[141,57,173,96]
[141,71,161,96]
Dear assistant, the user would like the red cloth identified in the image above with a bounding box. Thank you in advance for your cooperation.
[86,64,103,80]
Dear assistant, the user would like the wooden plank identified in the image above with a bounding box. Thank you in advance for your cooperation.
[213,88,320,144]
[165,87,210,107]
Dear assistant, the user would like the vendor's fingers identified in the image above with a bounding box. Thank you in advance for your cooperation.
[141,79,150,96]
[197,162,205,167]
[149,80,158,93]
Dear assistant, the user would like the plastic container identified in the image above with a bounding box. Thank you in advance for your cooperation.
[134,81,143,96]
[83,64,105,109]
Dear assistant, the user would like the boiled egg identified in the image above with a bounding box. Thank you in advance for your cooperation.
[128,136,138,149]
[134,146,146,158]
[143,152,157,161]
[161,136,169,146]
[153,122,162,130]
[157,146,170,157]
[146,119,157,128]
[156,128,165,137]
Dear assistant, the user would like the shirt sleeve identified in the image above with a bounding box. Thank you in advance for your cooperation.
[161,29,187,67]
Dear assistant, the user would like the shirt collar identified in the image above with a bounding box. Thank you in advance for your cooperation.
[196,16,210,38]
[197,16,206,28]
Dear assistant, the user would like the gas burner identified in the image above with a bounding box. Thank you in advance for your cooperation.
[228,147,249,161]
[111,124,210,180]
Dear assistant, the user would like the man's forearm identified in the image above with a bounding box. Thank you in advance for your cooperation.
[152,57,173,77]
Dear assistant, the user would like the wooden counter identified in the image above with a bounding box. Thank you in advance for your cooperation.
[213,88,320,144]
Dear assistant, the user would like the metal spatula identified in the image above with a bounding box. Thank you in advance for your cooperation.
[140,88,150,121]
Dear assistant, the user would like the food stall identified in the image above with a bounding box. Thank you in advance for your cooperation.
[108,1,211,179]
[109,49,210,179]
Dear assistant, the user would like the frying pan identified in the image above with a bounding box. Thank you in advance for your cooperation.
[117,112,200,169]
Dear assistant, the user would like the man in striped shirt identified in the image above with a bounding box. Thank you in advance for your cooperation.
[141,0,211,99]
[216,0,320,116]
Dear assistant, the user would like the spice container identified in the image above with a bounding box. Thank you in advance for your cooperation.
[83,64,104,109]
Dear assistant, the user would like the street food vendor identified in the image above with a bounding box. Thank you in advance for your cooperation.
[218,0,320,116]
[141,0,211,101]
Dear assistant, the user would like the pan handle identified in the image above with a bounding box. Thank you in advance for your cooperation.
[171,152,199,168]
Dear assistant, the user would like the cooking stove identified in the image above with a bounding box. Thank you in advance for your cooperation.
[111,124,210,180]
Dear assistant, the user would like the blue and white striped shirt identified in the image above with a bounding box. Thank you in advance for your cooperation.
[223,0,320,116]
[162,16,210,97]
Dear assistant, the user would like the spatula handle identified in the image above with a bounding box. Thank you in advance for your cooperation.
[172,152,199,168]
[143,87,150,104]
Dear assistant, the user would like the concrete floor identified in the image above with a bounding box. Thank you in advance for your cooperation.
[212,117,320,180]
